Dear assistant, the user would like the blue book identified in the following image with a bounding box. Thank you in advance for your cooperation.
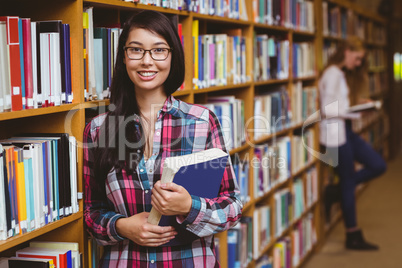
[18,19,26,109]
[147,148,229,246]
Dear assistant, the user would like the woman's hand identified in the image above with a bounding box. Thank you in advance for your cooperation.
[151,181,192,217]
[115,212,177,247]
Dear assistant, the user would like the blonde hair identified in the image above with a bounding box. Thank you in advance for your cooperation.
[324,36,369,105]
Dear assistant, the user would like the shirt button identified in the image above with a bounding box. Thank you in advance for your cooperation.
[151,260,155,264]
[137,149,141,153]
[145,190,149,194]
[156,132,160,136]
[149,169,153,173]
[140,169,144,173]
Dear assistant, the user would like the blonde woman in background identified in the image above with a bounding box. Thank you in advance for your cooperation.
[319,36,386,250]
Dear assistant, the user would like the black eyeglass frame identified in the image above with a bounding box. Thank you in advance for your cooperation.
[123,46,173,61]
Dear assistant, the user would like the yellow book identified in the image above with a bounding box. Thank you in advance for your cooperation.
[14,148,27,234]
[192,20,199,89]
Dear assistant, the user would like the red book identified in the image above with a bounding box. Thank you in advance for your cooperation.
[22,18,34,109]
[0,16,23,111]
[16,247,71,268]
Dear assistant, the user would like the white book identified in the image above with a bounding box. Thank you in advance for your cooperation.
[0,21,11,112]
[49,33,62,106]
[40,33,50,106]
[347,100,382,113]
[69,136,78,214]
[93,38,103,100]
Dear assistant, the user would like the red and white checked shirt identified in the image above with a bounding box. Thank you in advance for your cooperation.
[84,96,243,267]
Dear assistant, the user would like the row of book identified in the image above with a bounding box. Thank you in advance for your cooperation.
[292,42,316,79]
[367,48,386,69]
[252,0,315,32]
[253,88,292,140]
[0,241,80,268]
[292,82,318,125]
[203,95,246,151]
[123,0,249,20]
[192,21,248,89]
[83,7,120,101]
[253,36,290,82]
[232,154,250,204]
[0,134,78,241]
[227,210,317,267]
[291,127,315,174]
[322,2,386,43]
[253,137,291,199]
[0,16,72,112]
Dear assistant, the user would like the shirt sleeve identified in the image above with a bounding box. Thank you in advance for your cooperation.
[83,121,126,246]
[176,110,243,237]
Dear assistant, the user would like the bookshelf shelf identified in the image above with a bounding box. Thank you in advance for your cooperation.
[193,82,252,94]
[84,0,188,15]
[253,23,290,32]
[192,13,250,26]
[0,212,83,252]
[0,104,80,122]
[254,79,290,87]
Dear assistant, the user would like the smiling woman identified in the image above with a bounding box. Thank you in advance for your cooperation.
[83,10,243,267]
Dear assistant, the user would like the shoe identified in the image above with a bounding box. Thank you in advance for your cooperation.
[345,230,379,250]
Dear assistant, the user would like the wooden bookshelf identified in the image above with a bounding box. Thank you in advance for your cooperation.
[0,0,389,267]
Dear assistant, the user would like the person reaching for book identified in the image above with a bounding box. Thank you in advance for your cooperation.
[319,36,386,250]
[83,10,243,267]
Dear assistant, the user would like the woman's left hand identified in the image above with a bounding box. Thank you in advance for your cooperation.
[151,180,192,217]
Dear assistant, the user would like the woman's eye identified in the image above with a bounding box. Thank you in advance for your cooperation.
[153,48,165,53]
[130,47,143,53]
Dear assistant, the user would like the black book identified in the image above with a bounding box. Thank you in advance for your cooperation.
[8,257,52,268]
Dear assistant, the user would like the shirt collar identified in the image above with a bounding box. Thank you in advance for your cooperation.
[158,95,179,117]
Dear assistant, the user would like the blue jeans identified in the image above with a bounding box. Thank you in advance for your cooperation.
[328,124,386,228]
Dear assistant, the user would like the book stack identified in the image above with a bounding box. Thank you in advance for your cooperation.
[305,167,318,207]
[83,7,122,101]
[252,0,315,32]
[192,21,249,89]
[292,214,316,267]
[291,127,315,174]
[227,216,253,268]
[254,87,292,140]
[272,237,291,268]
[0,17,73,112]
[274,189,292,238]
[292,178,305,220]
[0,134,78,241]
[232,154,250,204]
[0,241,80,268]
[204,95,246,151]
[253,205,271,260]
[253,35,290,82]
[292,42,316,79]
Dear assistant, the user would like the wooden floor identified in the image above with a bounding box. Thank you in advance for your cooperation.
[304,150,402,268]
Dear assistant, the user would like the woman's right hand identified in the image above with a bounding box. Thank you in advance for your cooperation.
[115,212,177,247]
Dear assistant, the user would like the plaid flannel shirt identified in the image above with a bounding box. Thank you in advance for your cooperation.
[84,95,243,267]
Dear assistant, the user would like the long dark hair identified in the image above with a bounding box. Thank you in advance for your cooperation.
[94,10,185,181]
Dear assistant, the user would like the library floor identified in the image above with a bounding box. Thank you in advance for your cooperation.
[304,150,402,268]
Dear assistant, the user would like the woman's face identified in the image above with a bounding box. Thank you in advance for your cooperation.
[124,28,171,94]
[344,49,365,70]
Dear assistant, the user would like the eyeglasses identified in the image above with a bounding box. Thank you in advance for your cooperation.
[124,47,172,61]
